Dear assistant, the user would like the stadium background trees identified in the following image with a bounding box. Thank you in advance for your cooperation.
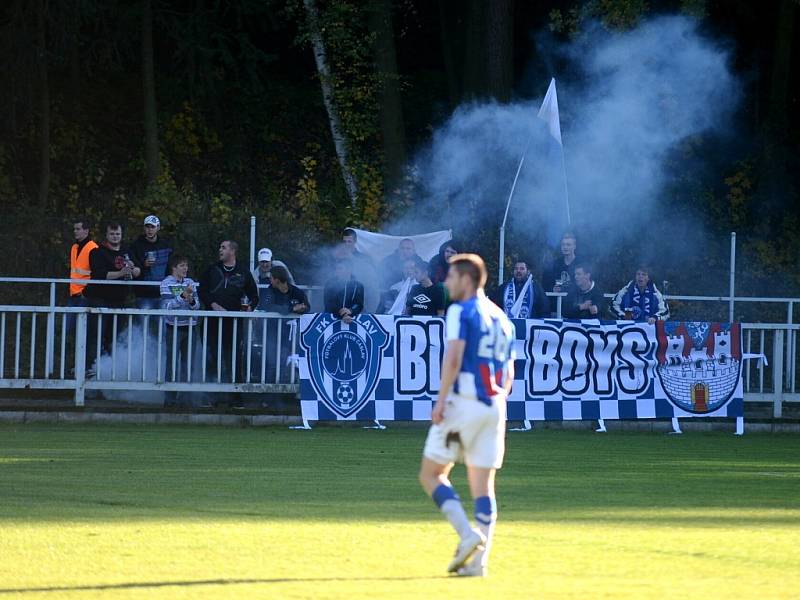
[0,0,797,311]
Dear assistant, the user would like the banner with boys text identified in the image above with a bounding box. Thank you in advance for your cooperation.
[298,314,744,422]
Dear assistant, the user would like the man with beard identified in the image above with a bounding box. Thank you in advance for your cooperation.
[493,260,548,319]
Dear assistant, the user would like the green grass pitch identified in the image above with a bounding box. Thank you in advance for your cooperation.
[1,424,798,599]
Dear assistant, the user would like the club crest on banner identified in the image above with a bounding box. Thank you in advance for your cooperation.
[301,313,389,418]
[656,321,742,414]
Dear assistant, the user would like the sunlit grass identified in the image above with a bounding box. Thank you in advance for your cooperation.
[0,425,798,598]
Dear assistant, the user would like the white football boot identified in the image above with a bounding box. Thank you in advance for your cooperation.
[456,561,488,577]
[447,528,486,573]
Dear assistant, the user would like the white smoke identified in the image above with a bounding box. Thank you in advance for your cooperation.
[398,16,741,285]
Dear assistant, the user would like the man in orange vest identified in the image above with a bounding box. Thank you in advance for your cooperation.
[66,217,98,333]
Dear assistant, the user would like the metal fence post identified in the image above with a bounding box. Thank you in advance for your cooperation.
[772,329,784,418]
[786,302,793,389]
[46,282,56,376]
[74,311,87,407]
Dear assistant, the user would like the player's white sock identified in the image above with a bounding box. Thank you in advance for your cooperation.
[432,483,472,539]
[471,495,497,567]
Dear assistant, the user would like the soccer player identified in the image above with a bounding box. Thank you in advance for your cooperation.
[418,253,515,577]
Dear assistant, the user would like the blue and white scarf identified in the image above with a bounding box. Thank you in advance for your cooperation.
[503,276,534,319]
[622,281,657,321]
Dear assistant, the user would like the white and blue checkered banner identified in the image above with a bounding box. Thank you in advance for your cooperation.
[298,314,744,422]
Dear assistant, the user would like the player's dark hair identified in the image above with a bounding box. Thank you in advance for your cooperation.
[342,228,357,240]
[574,261,592,276]
[270,265,289,283]
[104,220,122,232]
[635,264,650,276]
[73,217,91,231]
[449,253,488,289]
[562,231,577,242]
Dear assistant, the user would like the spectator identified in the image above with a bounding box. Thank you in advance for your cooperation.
[341,228,372,263]
[377,257,417,314]
[130,215,173,310]
[260,265,309,315]
[324,260,364,325]
[258,266,308,383]
[430,240,459,285]
[544,231,580,296]
[493,260,548,319]
[339,228,378,312]
[563,263,606,319]
[252,247,295,286]
[160,255,200,406]
[406,260,446,316]
[198,240,259,383]
[67,217,98,332]
[379,238,421,290]
[84,221,140,356]
[611,265,670,324]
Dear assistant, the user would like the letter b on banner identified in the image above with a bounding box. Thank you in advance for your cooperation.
[395,319,444,396]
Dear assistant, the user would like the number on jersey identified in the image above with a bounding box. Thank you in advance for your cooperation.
[477,319,510,362]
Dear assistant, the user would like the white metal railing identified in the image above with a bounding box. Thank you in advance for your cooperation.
[0,305,300,406]
[1,277,799,416]
[0,305,798,416]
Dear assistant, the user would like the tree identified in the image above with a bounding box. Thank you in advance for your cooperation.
[303,0,359,207]
[368,0,406,192]
[142,0,160,185]
[485,0,514,102]
[36,0,50,207]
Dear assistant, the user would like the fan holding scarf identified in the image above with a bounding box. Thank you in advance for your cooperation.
[492,260,549,319]
[611,265,670,324]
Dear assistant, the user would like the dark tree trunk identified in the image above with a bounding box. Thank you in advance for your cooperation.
[368,0,407,192]
[36,0,50,207]
[485,0,514,102]
[462,0,486,100]
[69,4,81,125]
[438,0,461,107]
[766,0,795,140]
[142,0,160,185]
[760,0,796,213]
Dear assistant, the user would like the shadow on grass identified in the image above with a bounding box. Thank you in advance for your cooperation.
[0,576,449,595]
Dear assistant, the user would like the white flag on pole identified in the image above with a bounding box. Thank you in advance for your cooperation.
[352,228,452,263]
[537,78,563,146]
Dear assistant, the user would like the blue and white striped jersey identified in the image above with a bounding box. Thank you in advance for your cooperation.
[446,292,515,405]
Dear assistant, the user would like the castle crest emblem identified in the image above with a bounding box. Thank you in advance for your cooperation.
[656,321,742,414]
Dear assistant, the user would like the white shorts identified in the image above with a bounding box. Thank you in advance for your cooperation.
[423,395,506,470]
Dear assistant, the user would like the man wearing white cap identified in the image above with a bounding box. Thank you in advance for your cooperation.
[130,214,174,310]
[252,247,294,310]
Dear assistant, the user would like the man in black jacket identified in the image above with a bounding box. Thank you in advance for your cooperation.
[199,240,259,383]
[130,215,173,309]
[324,260,364,325]
[563,263,606,319]
[84,222,140,359]
[260,266,309,315]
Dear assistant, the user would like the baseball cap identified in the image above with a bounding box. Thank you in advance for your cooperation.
[144,215,160,227]
[258,248,273,261]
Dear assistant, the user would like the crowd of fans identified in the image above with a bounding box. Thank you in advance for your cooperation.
[67,217,670,394]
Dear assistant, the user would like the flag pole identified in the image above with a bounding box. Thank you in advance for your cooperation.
[499,151,528,285]
[560,148,571,225]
